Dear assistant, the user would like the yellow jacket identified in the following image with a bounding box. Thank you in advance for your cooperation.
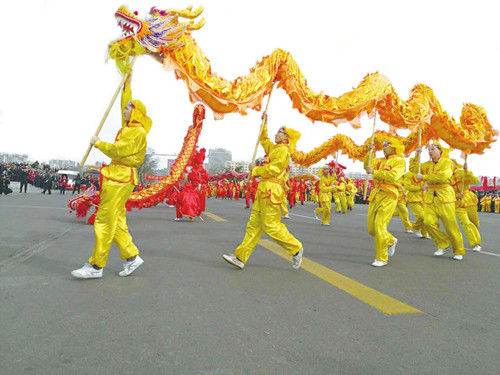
[451,168,479,208]
[404,171,425,203]
[94,82,150,185]
[251,121,290,205]
[365,153,406,200]
[410,156,455,204]
[318,175,335,202]
[335,180,346,196]
[346,181,357,196]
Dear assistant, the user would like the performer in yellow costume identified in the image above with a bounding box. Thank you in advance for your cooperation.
[72,69,151,279]
[345,178,357,211]
[411,143,466,260]
[404,170,430,239]
[333,184,342,213]
[223,113,303,270]
[364,138,406,267]
[336,177,348,214]
[481,194,492,212]
[393,177,413,233]
[495,195,500,213]
[314,166,335,225]
[451,160,482,252]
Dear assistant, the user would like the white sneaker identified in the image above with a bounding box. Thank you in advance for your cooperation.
[453,255,463,261]
[71,263,103,279]
[472,245,482,252]
[405,229,413,234]
[222,254,244,269]
[434,248,449,256]
[371,259,387,267]
[388,238,398,257]
[424,235,432,239]
[414,231,423,238]
[292,248,303,270]
[174,217,181,221]
[321,223,331,226]
[283,215,290,219]
[118,256,144,277]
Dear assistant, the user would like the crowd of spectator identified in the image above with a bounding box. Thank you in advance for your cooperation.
[0,162,97,196]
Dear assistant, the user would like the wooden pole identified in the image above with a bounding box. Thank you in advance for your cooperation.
[461,154,468,196]
[363,110,377,200]
[417,127,422,175]
[247,82,276,182]
[80,56,138,167]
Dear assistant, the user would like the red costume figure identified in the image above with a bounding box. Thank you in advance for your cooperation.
[235,182,241,200]
[166,183,180,206]
[299,179,307,204]
[244,180,253,208]
[175,182,200,221]
[187,147,209,216]
[288,178,298,207]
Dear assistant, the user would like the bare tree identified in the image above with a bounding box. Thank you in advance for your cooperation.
[138,147,158,184]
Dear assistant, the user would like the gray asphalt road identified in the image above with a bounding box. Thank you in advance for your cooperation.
[1,186,499,374]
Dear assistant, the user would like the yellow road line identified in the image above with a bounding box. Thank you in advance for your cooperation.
[259,239,422,315]
[203,212,227,222]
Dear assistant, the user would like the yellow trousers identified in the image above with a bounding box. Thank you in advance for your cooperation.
[495,203,500,213]
[367,191,398,262]
[456,207,481,248]
[89,179,138,268]
[407,202,428,236]
[347,195,355,209]
[334,195,341,212]
[281,198,289,216]
[235,196,302,264]
[315,201,332,224]
[424,197,465,255]
[466,206,480,228]
[395,201,413,231]
[339,195,348,213]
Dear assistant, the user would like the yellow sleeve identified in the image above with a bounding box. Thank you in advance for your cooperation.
[466,170,479,185]
[319,177,334,193]
[409,156,420,174]
[259,121,274,155]
[373,157,405,184]
[95,127,146,161]
[404,174,418,192]
[363,151,375,170]
[121,82,132,128]
[252,146,289,178]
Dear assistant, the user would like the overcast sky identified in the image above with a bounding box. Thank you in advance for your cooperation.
[1,0,499,176]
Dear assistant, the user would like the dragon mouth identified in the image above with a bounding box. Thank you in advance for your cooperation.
[114,11,143,39]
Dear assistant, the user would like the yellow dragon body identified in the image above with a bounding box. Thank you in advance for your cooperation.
[109,5,496,167]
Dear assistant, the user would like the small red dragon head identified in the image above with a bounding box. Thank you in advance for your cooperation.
[193,103,206,127]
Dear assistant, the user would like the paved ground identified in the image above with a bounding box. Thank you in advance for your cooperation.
[1,183,499,374]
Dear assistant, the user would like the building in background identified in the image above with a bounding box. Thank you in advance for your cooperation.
[49,159,78,169]
[208,148,232,173]
[289,161,322,177]
[225,160,250,172]
[0,153,29,164]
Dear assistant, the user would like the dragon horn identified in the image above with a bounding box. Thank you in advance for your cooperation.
[165,5,204,19]
[188,18,206,30]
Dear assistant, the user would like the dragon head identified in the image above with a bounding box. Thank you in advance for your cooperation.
[110,5,205,55]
